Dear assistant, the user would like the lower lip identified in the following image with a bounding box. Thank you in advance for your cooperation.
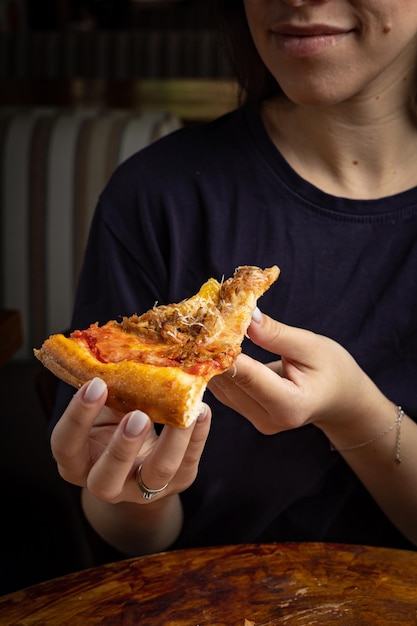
[273,32,349,57]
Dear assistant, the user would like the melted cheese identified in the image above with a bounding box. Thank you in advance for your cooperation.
[70,265,280,380]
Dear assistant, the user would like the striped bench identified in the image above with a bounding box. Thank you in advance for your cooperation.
[0,107,182,359]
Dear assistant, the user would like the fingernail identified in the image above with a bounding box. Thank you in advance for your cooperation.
[252,306,262,324]
[84,377,107,403]
[197,405,208,423]
[125,410,149,437]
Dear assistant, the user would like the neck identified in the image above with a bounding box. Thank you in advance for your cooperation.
[262,88,417,200]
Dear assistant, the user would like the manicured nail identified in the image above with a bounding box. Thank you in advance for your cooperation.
[84,377,107,403]
[251,306,262,324]
[125,410,149,437]
[197,405,208,423]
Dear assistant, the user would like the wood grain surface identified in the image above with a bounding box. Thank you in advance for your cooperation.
[1,542,417,625]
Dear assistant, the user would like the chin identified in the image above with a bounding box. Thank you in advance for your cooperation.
[279,84,351,108]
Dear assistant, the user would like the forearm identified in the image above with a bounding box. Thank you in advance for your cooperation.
[214,312,417,545]
[81,488,183,555]
[317,389,417,546]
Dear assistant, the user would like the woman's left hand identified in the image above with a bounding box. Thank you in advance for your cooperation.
[210,308,417,547]
[209,308,373,435]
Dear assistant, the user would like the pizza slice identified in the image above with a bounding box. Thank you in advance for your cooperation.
[34,265,279,428]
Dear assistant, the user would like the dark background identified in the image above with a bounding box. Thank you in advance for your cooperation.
[23,0,216,32]
[0,0,226,596]
[0,361,89,595]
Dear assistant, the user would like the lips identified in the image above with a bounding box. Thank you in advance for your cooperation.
[273,23,350,37]
[271,24,352,57]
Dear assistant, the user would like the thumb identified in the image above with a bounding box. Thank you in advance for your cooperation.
[248,307,319,363]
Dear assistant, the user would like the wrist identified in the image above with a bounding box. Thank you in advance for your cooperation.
[328,405,404,464]
[81,489,183,555]
[314,380,396,450]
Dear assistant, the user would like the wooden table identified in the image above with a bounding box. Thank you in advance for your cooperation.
[1,542,417,625]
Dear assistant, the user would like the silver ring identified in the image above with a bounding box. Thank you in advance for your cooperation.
[135,464,169,500]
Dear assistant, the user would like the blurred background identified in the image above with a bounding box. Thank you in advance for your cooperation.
[0,0,233,81]
[0,0,238,596]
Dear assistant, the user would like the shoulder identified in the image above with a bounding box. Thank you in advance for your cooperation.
[89,108,253,237]
[106,107,250,184]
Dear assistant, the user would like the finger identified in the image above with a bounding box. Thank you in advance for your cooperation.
[51,378,108,476]
[209,375,271,432]
[210,355,305,433]
[86,409,152,501]
[218,354,294,407]
[248,308,322,366]
[140,403,212,491]
[171,404,212,486]
[209,354,298,432]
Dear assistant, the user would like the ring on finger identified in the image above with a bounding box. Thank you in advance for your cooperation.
[135,464,169,500]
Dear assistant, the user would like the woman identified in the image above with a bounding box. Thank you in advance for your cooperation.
[51,0,417,559]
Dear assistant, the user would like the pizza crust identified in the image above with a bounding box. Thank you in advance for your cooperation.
[35,333,206,428]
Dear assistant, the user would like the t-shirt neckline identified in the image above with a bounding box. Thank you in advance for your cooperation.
[241,103,417,220]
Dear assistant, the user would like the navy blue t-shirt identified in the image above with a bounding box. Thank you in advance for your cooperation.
[53,104,417,551]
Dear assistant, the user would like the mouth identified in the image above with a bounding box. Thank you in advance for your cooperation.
[271,24,353,57]
[273,23,351,37]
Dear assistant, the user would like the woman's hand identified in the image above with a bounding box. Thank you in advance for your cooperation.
[210,308,417,546]
[209,308,375,435]
[51,377,211,506]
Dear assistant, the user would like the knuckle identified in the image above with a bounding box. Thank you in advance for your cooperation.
[105,444,133,465]
[152,463,175,484]
[141,460,177,487]
[51,439,76,468]
[182,449,201,467]
[265,313,284,338]
[86,472,122,502]
[56,463,79,485]
[234,367,257,389]
[89,482,119,502]
[238,370,255,388]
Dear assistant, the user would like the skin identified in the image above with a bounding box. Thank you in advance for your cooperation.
[53,310,417,552]
[210,311,417,545]
[245,0,417,198]
[51,0,417,552]
[51,382,212,554]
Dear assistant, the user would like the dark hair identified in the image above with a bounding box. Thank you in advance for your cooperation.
[213,0,282,105]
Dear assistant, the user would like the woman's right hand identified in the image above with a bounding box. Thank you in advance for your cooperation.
[51,377,211,507]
